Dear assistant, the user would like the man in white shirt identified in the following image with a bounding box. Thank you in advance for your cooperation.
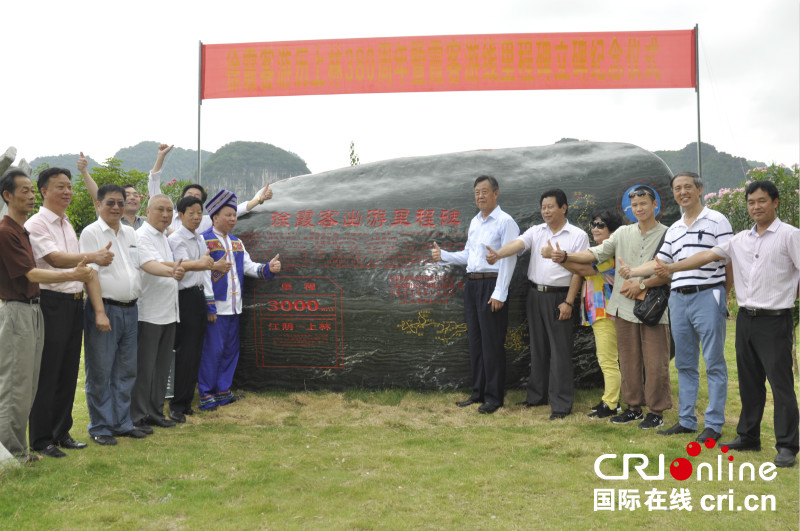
[199,189,280,411]
[656,180,799,468]
[167,195,218,422]
[130,195,186,432]
[79,184,146,446]
[431,175,519,414]
[486,189,588,419]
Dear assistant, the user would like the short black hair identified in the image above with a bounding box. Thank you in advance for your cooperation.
[473,175,499,191]
[37,167,72,196]
[540,188,568,215]
[0,169,30,205]
[591,209,626,233]
[670,171,703,189]
[177,195,203,214]
[97,184,126,203]
[182,183,208,203]
[745,180,779,201]
[122,183,137,192]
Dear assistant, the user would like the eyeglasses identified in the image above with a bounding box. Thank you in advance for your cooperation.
[628,189,655,199]
[103,200,125,207]
[590,221,607,229]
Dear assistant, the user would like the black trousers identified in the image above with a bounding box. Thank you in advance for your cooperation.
[29,290,84,450]
[525,287,575,414]
[735,311,799,453]
[464,277,508,407]
[170,287,208,414]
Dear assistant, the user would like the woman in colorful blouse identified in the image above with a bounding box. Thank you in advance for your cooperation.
[558,209,626,418]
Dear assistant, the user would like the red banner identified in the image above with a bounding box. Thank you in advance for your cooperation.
[201,30,696,100]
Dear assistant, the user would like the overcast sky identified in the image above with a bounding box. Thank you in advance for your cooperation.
[3,0,798,175]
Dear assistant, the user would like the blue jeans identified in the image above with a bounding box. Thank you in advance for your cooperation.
[669,286,728,431]
[84,301,138,436]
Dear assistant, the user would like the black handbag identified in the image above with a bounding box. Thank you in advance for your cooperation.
[633,232,670,326]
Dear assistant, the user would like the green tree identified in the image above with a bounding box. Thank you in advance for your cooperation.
[349,141,360,167]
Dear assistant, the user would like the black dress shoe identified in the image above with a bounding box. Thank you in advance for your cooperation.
[169,410,187,423]
[775,447,796,468]
[115,429,147,439]
[56,435,88,450]
[696,427,722,444]
[516,399,548,408]
[721,436,761,452]
[184,408,195,416]
[456,398,482,407]
[549,412,569,420]
[133,422,155,435]
[91,435,118,446]
[657,422,697,436]
[145,416,176,428]
[38,444,67,458]
[478,403,500,414]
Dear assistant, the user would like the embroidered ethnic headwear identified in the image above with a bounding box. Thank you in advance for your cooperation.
[206,189,237,218]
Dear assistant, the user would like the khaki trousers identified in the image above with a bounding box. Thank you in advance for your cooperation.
[615,317,672,415]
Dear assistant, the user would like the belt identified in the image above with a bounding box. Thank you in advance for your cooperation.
[740,307,791,317]
[529,281,569,293]
[180,285,204,292]
[672,282,724,295]
[466,272,498,280]
[0,297,41,304]
[102,298,138,308]
[41,289,85,301]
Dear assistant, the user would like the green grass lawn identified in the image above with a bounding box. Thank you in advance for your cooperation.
[1,323,797,530]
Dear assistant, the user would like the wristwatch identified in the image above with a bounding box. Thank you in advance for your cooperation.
[639,279,646,290]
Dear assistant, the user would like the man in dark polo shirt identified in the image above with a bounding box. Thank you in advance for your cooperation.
[0,169,94,463]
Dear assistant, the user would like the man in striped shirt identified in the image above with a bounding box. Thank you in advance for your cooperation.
[623,172,733,444]
[655,180,799,468]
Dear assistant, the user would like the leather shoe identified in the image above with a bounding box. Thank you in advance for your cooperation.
[774,447,796,468]
[91,435,118,446]
[721,436,761,452]
[696,427,722,444]
[184,408,195,416]
[657,422,697,436]
[549,412,569,420]
[456,398,482,407]
[478,403,500,414]
[56,435,88,450]
[169,410,187,423]
[115,429,147,439]
[516,399,548,408]
[145,416,176,428]
[38,444,67,458]
[132,422,155,435]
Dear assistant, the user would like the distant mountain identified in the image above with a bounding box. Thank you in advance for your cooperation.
[654,142,766,193]
[29,154,102,177]
[114,141,213,182]
[200,141,311,200]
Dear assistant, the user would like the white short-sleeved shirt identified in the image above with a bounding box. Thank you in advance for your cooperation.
[135,222,179,324]
[168,225,209,290]
[79,218,142,302]
[517,220,589,286]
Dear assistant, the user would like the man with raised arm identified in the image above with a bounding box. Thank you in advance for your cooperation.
[0,169,94,463]
[431,175,519,414]
[620,172,733,445]
[653,180,799,468]
[146,143,273,234]
[485,189,587,420]
[24,164,114,458]
[538,186,671,429]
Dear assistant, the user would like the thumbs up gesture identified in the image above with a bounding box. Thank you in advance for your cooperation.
[198,249,214,270]
[431,242,442,262]
[77,151,89,175]
[541,239,555,259]
[654,257,671,279]
[485,245,499,265]
[171,258,185,280]
[212,254,231,274]
[550,241,566,263]
[158,144,174,157]
[73,256,95,283]
[93,241,115,266]
[269,253,281,273]
[617,258,632,279]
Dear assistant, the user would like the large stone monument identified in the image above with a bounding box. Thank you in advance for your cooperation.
[230,141,678,392]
